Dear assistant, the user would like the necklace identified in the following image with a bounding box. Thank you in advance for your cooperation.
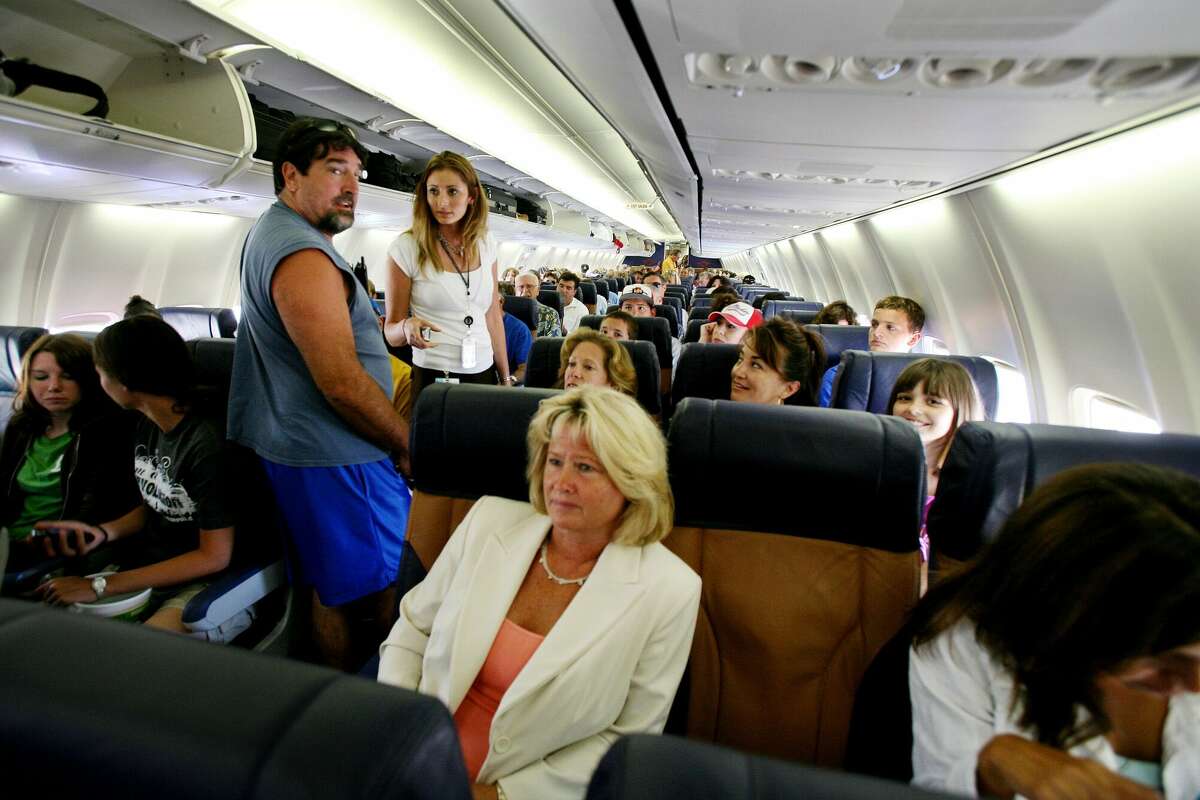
[437,234,475,327]
[539,540,589,586]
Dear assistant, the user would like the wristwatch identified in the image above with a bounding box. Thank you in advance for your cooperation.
[502,375,518,384]
[91,575,107,600]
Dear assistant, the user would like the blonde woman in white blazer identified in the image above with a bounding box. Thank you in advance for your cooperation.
[379,386,701,800]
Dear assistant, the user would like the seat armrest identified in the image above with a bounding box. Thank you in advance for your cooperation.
[181,559,285,632]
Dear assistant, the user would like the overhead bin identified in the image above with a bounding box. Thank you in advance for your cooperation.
[547,201,590,237]
[0,2,255,204]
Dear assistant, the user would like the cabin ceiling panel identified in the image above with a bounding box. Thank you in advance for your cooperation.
[632,0,1200,255]
[663,0,1200,54]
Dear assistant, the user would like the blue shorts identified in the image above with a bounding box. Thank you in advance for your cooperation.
[260,457,411,606]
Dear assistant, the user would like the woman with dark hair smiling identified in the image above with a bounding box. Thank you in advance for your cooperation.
[910,463,1200,799]
[729,317,825,406]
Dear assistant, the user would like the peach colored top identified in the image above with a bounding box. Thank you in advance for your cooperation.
[453,617,545,781]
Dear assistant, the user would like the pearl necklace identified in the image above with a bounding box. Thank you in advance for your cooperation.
[539,540,589,586]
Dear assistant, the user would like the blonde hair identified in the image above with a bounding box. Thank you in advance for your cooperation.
[408,151,489,274]
[555,328,637,398]
[527,386,673,546]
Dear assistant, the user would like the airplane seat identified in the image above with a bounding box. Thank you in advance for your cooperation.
[775,309,820,325]
[763,299,823,318]
[179,338,287,645]
[0,599,470,799]
[0,325,48,441]
[613,277,626,291]
[501,295,538,333]
[691,296,715,312]
[586,734,952,800]
[159,306,238,340]
[400,384,553,593]
[581,315,672,401]
[578,281,598,313]
[805,324,870,371]
[665,398,923,765]
[663,296,685,328]
[682,319,705,344]
[843,622,918,783]
[671,343,739,405]
[830,351,999,420]
[523,337,662,417]
[928,421,1200,565]
[537,289,563,318]
[653,304,680,338]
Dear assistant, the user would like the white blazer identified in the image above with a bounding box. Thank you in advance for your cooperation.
[379,496,701,800]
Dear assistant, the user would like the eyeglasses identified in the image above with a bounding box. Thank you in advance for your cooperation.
[307,119,359,141]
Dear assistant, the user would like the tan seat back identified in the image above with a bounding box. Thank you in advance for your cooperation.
[666,399,925,766]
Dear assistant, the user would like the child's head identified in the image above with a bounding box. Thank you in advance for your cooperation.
[888,359,984,449]
[600,311,638,341]
[870,296,925,352]
[94,316,194,408]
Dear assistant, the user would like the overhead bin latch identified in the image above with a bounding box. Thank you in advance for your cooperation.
[177,35,211,65]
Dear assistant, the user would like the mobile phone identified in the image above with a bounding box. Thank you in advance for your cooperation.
[420,326,433,342]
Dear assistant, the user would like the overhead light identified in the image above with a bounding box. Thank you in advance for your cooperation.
[188,0,674,240]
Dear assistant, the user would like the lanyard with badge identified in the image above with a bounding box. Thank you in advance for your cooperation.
[438,234,478,376]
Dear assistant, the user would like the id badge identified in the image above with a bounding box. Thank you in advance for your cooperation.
[461,333,478,370]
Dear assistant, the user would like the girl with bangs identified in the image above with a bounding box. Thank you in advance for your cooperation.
[1,333,135,578]
[383,151,513,397]
[887,358,985,566]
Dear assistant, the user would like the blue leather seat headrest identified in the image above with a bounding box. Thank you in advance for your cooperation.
[930,421,1200,561]
[0,599,470,800]
[410,384,556,501]
[831,351,999,420]
[0,325,48,392]
[586,735,954,800]
[524,337,662,415]
[763,300,822,318]
[669,398,924,551]
[804,324,869,371]
[578,282,598,305]
[671,343,738,405]
[160,307,237,339]
[502,295,538,332]
[537,289,563,317]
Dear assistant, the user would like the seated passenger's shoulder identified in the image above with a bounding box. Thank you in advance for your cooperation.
[637,541,702,596]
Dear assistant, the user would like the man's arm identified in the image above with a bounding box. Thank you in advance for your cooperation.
[272,249,409,456]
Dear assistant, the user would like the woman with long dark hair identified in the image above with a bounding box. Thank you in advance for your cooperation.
[910,464,1200,799]
[383,151,512,397]
[1,333,134,574]
[37,317,245,640]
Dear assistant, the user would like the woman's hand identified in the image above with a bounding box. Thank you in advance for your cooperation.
[699,321,716,343]
[38,575,99,606]
[32,520,106,558]
[405,316,441,350]
[977,734,1160,800]
[470,783,499,800]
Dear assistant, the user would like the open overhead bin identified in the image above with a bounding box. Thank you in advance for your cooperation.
[0,0,254,205]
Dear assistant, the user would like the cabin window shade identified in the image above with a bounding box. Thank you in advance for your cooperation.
[983,357,1032,424]
[1071,387,1161,434]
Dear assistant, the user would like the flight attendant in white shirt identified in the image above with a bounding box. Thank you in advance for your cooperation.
[384,151,512,397]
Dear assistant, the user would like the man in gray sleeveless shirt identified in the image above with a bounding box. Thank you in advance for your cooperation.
[229,118,410,671]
